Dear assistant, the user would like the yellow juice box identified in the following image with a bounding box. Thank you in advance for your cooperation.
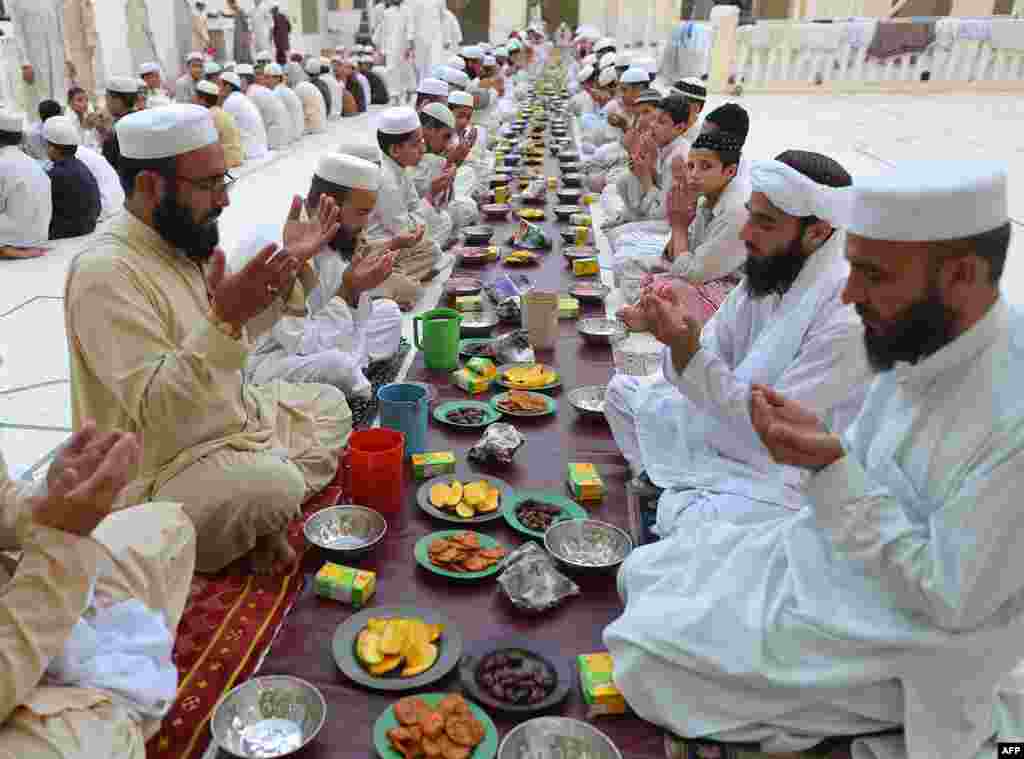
[412,451,456,479]
[568,462,605,502]
[573,258,599,277]
[558,296,580,320]
[484,245,500,261]
[547,176,558,190]
[574,226,590,246]
[314,563,376,607]
[578,652,629,716]
[581,193,595,206]
[494,186,509,204]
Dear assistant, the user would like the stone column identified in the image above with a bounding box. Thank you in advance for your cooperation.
[707,3,738,92]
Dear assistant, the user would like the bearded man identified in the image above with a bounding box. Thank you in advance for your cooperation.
[65,104,348,576]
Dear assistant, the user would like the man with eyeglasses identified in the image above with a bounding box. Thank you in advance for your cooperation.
[64,104,349,577]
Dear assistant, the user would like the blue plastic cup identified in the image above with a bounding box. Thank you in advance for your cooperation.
[377,383,429,455]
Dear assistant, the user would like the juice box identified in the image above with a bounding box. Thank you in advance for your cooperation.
[558,296,580,320]
[547,176,558,190]
[568,462,605,502]
[452,367,492,395]
[314,563,376,607]
[455,295,483,312]
[412,451,456,479]
[570,213,592,227]
[573,258,599,277]
[574,226,590,246]
[494,185,509,204]
[483,245,500,261]
[578,652,628,716]
[466,357,497,380]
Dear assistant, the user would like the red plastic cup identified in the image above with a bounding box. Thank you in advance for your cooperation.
[342,429,406,517]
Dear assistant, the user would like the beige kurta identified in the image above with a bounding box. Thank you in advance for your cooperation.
[210,106,244,168]
[191,12,210,53]
[0,451,196,759]
[64,212,350,572]
[63,0,98,96]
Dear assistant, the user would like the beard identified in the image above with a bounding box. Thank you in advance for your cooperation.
[743,234,807,297]
[859,285,957,373]
[153,189,221,263]
[328,223,360,260]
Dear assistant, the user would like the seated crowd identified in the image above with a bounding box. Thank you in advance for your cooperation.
[0,25,1019,759]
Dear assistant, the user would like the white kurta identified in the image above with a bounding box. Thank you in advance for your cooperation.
[174,75,198,104]
[442,9,462,51]
[74,145,125,220]
[568,89,596,117]
[612,127,697,226]
[251,1,273,54]
[295,81,327,134]
[606,298,1024,759]
[607,233,870,527]
[9,0,66,105]
[366,155,445,254]
[407,0,445,80]
[247,84,291,149]
[379,6,416,96]
[223,91,269,161]
[275,84,305,144]
[247,246,403,398]
[320,74,343,120]
[0,145,52,248]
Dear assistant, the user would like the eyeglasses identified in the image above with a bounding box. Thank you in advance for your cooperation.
[176,171,237,193]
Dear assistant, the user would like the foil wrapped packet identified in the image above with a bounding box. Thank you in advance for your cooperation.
[523,179,547,201]
[508,220,551,250]
[468,422,524,467]
[496,296,523,324]
[485,273,532,304]
[491,329,535,364]
[497,542,580,613]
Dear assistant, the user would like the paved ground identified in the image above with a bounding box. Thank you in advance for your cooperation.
[2,92,1022,478]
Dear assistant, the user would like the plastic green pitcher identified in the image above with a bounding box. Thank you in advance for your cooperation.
[413,308,463,370]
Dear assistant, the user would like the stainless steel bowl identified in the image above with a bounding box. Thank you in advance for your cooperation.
[567,385,607,418]
[460,312,500,336]
[544,519,633,574]
[497,717,622,759]
[303,505,386,558]
[577,317,626,345]
[211,675,326,758]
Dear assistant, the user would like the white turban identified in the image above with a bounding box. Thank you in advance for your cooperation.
[749,159,852,227]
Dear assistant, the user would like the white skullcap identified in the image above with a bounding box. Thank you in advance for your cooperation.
[844,161,1008,242]
[577,65,595,84]
[614,52,631,67]
[223,61,237,71]
[305,58,323,74]
[582,53,597,66]
[337,45,348,53]
[196,80,220,97]
[461,45,483,59]
[595,37,616,51]
[447,56,467,71]
[186,52,204,63]
[620,67,649,85]
[266,62,283,76]
[423,101,455,129]
[42,115,80,146]
[483,55,496,66]
[599,52,616,70]
[107,76,143,95]
[139,62,161,76]
[0,110,24,133]
[256,49,273,61]
[204,61,222,75]
[417,78,449,97]
[316,153,380,191]
[116,103,218,160]
[377,106,420,135]
[598,66,618,87]
[221,71,242,89]
[337,141,382,164]
[495,46,509,57]
[448,91,474,109]
[236,63,255,76]
[441,67,470,88]
[365,43,376,50]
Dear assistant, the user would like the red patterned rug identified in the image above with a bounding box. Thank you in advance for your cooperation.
[146,476,343,759]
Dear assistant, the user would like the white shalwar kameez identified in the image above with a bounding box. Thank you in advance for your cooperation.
[407,0,445,81]
[366,154,445,257]
[320,74,343,120]
[611,129,695,226]
[0,145,52,248]
[606,298,1024,759]
[74,145,125,220]
[223,91,269,161]
[411,153,479,243]
[442,9,462,52]
[247,83,292,149]
[247,246,402,398]
[606,232,869,529]
[378,5,416,97]
[568,89,596,117]
[275,84,306,142]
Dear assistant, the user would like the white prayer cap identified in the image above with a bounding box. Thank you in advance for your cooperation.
[266,62,283,76]
[221,71,242,89]
[423,101,455,129]
[377,106,420,135]
[576,65,595,84]
[256,49,273,62]
[139,62,161,76]
[749,159,850,226]
[107,76,143,95]
[844,161,1008,242]
[495,46,509,57]
[461,45,483,59]
[337,140,382,164]
[448,91,474,109]
[598,66,618,87]
[42,115,80,147]
[196,80,220,97]
[447,56,467,71]
[223,61,237,71]
[599,52,616,70]
[186,52,205,63]
[440,67,470,88]
[620,67,649,85]
[582,53,597,66]
[417,78,449,97]
[236,63,255,76]
[315,152,380,191]
[483,55,496,66]
[116,103,218,160]
[204,61,222,76]
[305,58,323,74]
[0,110,24,133]
[614,52,631,67]
[595,37,616,51]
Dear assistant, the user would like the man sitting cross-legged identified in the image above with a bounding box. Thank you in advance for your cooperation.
[606,160,1024,759]
[0,420,195,759]
[245,153,408,399]
[606,151,871,535]
[65,104,349,575]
